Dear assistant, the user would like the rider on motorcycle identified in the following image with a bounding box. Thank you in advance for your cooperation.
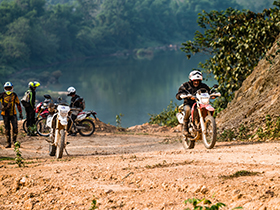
[175,70,210,135]
[67,86,84,136]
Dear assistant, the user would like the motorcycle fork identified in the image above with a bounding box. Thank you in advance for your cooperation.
[197,107,206,134]
[54,120,65,146]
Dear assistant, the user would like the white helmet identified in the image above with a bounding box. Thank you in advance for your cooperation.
[3,81,13,95]
[67,86,76,96]
[189,70,203,81]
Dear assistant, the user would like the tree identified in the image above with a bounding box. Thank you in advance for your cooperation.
[0,17,31,63]
[181,1,280,111]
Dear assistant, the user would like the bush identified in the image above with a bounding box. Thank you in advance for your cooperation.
[148,100,178,127]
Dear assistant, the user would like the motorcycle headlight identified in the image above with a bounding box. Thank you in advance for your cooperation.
[201,97,209,105]
[59,110,68,118]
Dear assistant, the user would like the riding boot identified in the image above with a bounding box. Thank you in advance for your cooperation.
[5,135,11,148]
[12,134,17,144]
[183,121,192,137]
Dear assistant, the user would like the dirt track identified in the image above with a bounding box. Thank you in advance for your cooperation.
[1,126,280,210]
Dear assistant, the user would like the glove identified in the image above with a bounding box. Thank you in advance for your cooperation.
[19,113,23,120]
[180,94,192,99]
[180,94,188,99]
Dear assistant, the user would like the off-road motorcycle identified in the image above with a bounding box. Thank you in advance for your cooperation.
[68,107,97,136]
[23,99,50,134]
[176,85,221,149]
[47,101,70,159]
[43,95,97,158]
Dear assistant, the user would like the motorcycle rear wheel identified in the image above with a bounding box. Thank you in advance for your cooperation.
[56,130,65,159]
[202,115,217,149]
[36,118,50,137]
[182,135,195,149]
[181,124,195,149]
[78,119,95,136]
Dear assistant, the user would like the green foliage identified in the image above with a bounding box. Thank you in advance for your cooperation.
[116,113,124,128]
[217,128,236,141]
[237,123,251,140]
[27,125,37,136]
[218,115,280,142]
[220,170,260,179]
[256,115,280,140]
[14,141,24,167]
[148,100,178,127]
[89,195,98,210]
[218,123,253,142]
[0,0,244,80]
[0,124,4,135]
[184,197,243,210]
[181,2,280,110]
[0,157,14,161]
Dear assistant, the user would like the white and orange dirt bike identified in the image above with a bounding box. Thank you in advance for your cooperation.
[176,85,221,149]
[42,95,97,159]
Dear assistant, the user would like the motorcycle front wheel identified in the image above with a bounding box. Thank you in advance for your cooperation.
[78,119,95,136]
[36,118,50,137]
[56,129,65,159]
[49,144,56,156]
[202,115,217,149]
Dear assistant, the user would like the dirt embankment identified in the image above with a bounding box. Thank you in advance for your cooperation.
[216,37,280,134]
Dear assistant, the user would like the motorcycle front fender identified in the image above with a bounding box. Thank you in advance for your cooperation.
[58,116,68,126]
[199,104,215,112]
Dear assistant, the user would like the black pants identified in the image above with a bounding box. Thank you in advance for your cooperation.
[25,107,36,127]
[2,114,18,143]
[67,114,77,132]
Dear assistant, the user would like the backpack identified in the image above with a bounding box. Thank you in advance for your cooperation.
[80,98,85,110]
[21,90,31,108]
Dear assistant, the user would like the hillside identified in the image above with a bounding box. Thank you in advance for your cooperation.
[216,37,280,134]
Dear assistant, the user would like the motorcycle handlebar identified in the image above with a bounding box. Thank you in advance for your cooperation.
[70,108,82,111]
[210,92,221,98]
[181,92,221,100]
[180,94,196,100]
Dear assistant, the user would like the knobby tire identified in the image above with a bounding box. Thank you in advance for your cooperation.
[56,130,65,159]
[202,115,217,149]
[36,118,50,137]
[49,144,56,156]
[78,119,95,136]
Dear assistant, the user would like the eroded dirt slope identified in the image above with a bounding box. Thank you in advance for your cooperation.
[216,38,280,133]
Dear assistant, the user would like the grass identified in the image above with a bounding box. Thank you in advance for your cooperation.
[0,157,14,161]
[145,160,193,169]
[184,197,243,210]
[220,170,260,180]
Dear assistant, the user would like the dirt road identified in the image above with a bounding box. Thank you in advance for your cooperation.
[1,128,280,210]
